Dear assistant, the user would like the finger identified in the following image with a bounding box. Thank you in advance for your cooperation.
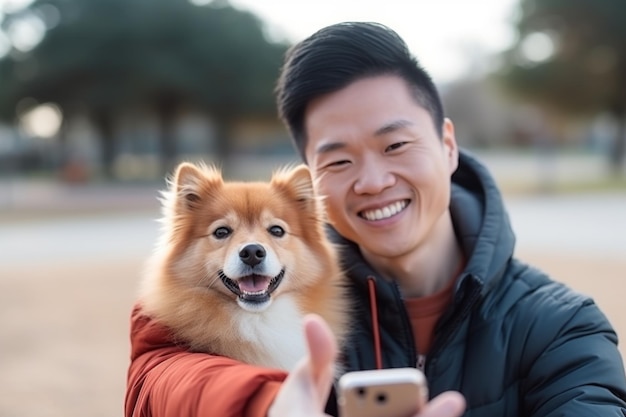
[418,391,466,417]
[304,314,337,376]
[303,314,337,402]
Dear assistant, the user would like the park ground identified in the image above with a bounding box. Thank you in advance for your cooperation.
[2,244,624,417]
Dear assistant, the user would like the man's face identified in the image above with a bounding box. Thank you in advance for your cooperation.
[303,75,458,259]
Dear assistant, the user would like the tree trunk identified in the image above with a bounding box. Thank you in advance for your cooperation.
[155,96,178,177]
[92,109,116,179]
[609,104,626,176]
[54,117,70,171]
[212,118,234,176]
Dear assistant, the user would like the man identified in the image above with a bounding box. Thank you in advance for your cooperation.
[125,22,626,417]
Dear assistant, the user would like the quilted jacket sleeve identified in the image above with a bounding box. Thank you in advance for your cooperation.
[125,304,287,417]
[521,285,626,416]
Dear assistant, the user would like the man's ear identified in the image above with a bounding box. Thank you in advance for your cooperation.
[442,118,459,174]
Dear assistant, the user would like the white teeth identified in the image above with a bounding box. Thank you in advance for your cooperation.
[242,290,265,296]
[362,200,407,221]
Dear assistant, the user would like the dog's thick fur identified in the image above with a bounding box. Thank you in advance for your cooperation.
[139,162,349,371]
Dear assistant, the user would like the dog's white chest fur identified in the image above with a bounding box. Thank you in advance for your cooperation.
[234,296,307,371]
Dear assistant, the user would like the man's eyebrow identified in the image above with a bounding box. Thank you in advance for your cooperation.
[315,141,345,155]
[374,119,414,136]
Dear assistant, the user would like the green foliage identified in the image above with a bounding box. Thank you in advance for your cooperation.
[0,0,288,121]
[499,0,626,115]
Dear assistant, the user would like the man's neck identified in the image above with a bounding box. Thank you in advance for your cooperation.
[362,211,464,298]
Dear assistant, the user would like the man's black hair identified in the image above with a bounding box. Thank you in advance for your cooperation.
[275,21,445,161]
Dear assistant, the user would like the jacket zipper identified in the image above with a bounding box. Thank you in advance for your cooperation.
[390,280,418,369]
[425,275,482,375]
[416,354,427,371]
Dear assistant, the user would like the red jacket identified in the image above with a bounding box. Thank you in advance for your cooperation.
[125,304,287,417]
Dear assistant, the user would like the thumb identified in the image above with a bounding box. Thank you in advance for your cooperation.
[304,314,337,403]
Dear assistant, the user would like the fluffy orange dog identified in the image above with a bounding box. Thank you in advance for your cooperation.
[139,162,349,371]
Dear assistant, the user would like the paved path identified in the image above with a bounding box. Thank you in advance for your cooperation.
[506,192,626,258]
[0,211,159,266]
[1,191,624,265]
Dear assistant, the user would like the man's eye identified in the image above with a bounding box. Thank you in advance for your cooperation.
[386,142,406,152]
[325,160,350,168]
[268,225,285,237]
[213,226,232,239]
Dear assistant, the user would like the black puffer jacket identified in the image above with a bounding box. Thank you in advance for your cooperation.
[329,150,626,416]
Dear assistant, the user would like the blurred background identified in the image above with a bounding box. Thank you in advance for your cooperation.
[0,0,624,416]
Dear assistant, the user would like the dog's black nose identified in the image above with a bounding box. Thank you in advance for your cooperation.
[239,243,266,267]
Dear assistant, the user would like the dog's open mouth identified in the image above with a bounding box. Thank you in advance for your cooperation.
[219,270,285,304]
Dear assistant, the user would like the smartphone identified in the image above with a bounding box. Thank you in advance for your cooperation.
[337,367,428,417]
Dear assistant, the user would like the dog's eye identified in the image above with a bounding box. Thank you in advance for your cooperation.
[213,226,232,239]
[268,225,285,237]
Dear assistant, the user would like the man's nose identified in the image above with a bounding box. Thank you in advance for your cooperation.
[353,162,395,195]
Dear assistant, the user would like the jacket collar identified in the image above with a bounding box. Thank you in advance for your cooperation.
[450,149,516,294]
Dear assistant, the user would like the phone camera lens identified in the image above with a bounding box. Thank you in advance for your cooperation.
[376,393,387,404]
[356,387,366,397]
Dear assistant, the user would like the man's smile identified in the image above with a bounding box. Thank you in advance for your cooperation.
[359,199,409,221]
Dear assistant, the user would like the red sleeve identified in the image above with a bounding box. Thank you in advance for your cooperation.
[125,304,287,417]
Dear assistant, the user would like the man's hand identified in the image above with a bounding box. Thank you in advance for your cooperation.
[418,391,466,417]
[268,314,466,417]
[268,314,336,417]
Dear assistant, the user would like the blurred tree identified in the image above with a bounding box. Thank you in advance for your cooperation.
[498,0,626,174]
[0,0,288,177]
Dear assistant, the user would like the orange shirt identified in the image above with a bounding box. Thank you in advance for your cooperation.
[404,274,458,357]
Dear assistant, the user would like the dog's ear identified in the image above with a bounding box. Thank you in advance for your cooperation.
[286,164,315,202]
[172,162,222,210]
[272,164,322,214]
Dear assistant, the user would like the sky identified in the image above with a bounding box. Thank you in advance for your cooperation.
[0,0,521,85]
[228,0,521,84]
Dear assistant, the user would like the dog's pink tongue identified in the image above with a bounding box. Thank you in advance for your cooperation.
[238,275,271,293]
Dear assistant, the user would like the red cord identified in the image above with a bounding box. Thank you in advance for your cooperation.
[367,276,383,369]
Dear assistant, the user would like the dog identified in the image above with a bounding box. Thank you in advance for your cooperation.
[138,161,349,371]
